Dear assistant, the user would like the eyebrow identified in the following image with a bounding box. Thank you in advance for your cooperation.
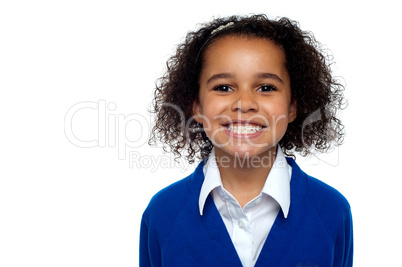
[256,72,284,84]
[206,72,284,85]
[206,73,234,85]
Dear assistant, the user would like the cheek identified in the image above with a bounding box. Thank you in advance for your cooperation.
[262,102,292,131]
[262,101,290,118]
[200,97,226,117]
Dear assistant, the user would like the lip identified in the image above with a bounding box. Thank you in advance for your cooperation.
[222,119,267,127]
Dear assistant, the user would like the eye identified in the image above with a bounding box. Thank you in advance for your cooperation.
[213,85,233,92]
[257,85,277,92]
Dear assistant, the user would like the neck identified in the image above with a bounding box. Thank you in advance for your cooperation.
[214,147,277,207]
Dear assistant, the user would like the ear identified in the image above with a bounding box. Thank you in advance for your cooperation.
[192,101,203,124]
[288,99,297,123]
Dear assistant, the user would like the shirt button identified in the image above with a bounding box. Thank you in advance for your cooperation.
[238,220,246,229]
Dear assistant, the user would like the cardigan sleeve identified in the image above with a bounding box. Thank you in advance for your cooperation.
[139,216,152,267]
[140,213,162,267]
[334,205,353,267]
[139,176,194,267]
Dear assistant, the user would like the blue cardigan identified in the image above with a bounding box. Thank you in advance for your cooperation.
[140,158,353,266]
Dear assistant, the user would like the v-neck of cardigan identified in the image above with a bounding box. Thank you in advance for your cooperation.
[189,157,308,266]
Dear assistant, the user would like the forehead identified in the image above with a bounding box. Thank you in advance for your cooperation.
[201,35,287,76]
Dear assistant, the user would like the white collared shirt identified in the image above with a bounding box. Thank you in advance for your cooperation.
[199,146,292,267]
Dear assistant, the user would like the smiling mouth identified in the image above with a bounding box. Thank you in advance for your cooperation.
[226,124,264,134]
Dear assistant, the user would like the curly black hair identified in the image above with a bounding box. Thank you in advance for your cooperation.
[149,14,346,163]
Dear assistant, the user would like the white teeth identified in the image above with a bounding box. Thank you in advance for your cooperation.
[227,125,263,134]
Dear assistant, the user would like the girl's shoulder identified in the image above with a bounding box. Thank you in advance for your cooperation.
[289,157,350,212]
[295,164,352,242]
[289,158,352,230]
[304,172,351,215]
[142,161,205,222]
[144,176,192,218]
[146,162,204,209]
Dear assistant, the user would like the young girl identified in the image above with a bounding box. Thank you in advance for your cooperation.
[141,14,353,267]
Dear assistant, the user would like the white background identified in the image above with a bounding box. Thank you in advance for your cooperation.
[1,0,401,266]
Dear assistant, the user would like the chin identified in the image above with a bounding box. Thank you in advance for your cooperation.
[218,145,277,161]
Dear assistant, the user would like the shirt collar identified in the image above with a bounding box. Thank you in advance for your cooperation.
[199,146,292,217]
[261,147,291,218]
[199,148,222,215]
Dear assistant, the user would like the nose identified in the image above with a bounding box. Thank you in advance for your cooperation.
[231,90,258,113]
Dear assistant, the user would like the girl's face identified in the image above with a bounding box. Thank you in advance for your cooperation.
[193,36,297,161]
